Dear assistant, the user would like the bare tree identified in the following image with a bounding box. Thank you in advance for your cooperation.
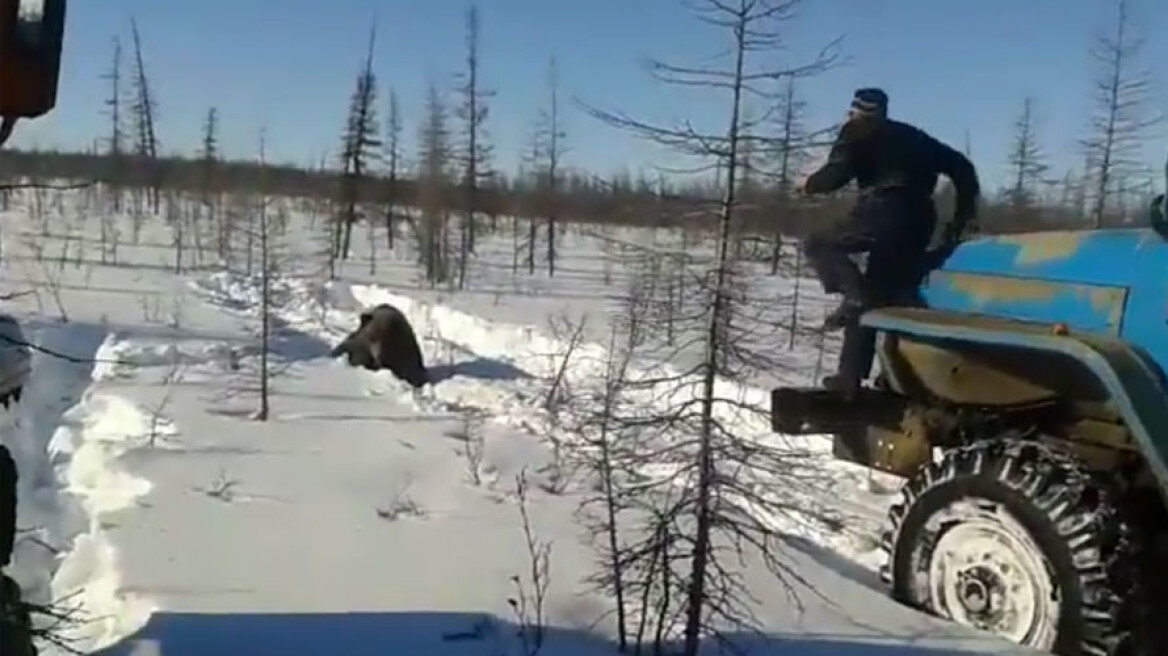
[128,18,160,216]
[366,194,379,275]
[416,81,453,285]
[222,190,257,276]
[535,57,566,277]
[3,587,88,656]
[768,77,810,274]
[206,134,292,417]
[317,213,340,281]
[509,469,552,656]
[21,235,68,322]
[581,1,842,652]
[255,130,276,421]
[519,128,542,275]
[1002,97,1050,216]
[199,107,224,264]
[454,3,495,288]
[337,25,382,261]
[447,415,486,486]
[383,88,403,250]
[144,356,180,448]
[542,312,588,414]
[1083,0,1163,227]
[1073,151,1096,221]
[102,36,125,213]
[559,275,656,652]
[166,189,185,273]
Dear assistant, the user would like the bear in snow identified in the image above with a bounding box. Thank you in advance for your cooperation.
[330,303,429,388]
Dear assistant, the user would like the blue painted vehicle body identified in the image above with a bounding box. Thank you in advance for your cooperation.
[863,306,1168,500]
[857,226,1168,485]
[919,228,1168,377]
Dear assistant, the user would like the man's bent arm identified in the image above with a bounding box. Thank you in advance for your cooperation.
[804,121,860,194]
[934,140,980,238]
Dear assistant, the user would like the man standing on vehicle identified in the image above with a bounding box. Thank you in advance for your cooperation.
[798,88,980,394]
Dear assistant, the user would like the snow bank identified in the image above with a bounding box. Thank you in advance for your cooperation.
[7,329,156,654]
[194,271,824,450]
[341,284,889,562]
[348,283,805,440]
[191,271,895,573]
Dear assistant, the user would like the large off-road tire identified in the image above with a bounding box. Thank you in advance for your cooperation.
[882,438,1133,655]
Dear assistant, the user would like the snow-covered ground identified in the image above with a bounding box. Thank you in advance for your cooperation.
[0,190,1042,655]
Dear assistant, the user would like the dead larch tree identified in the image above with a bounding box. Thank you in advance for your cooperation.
[1082,0,1163,227]
[383,88,403,251]
[210,130,289,421]
[199,106,224,266]
[128,18,160,217]
[772,79,818,351]
[581,1,842,652]
[102,35,125,214]
[417,81,453,286]
[535,56,566,278]
[336,25,382,263]
[767,77,811,276]
[1004,97,1049,218]
[518,126,543,275]
[256,130,274,420]
[454,3,495,288]
[556,269,659,653]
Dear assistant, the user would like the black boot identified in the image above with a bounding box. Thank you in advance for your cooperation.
[822,322,877,401]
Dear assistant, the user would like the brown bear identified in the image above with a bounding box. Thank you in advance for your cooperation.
[329,303,429,388]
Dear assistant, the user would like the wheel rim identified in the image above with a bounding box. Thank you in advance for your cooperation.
[923,498,1060,649]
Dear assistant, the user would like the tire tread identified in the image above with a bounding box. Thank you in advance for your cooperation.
[884,437,1134,655]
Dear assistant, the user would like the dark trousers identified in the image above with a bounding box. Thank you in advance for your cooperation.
[803,192,937,385]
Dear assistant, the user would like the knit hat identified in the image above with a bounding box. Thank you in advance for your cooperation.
[851,88,888,116]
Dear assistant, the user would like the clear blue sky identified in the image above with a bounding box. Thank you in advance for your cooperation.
[10,0,1168,193]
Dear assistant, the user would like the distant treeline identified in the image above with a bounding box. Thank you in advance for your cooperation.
[0,148,1153,237]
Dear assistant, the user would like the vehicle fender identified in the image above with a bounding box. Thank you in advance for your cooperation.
[863,306,1168,501]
